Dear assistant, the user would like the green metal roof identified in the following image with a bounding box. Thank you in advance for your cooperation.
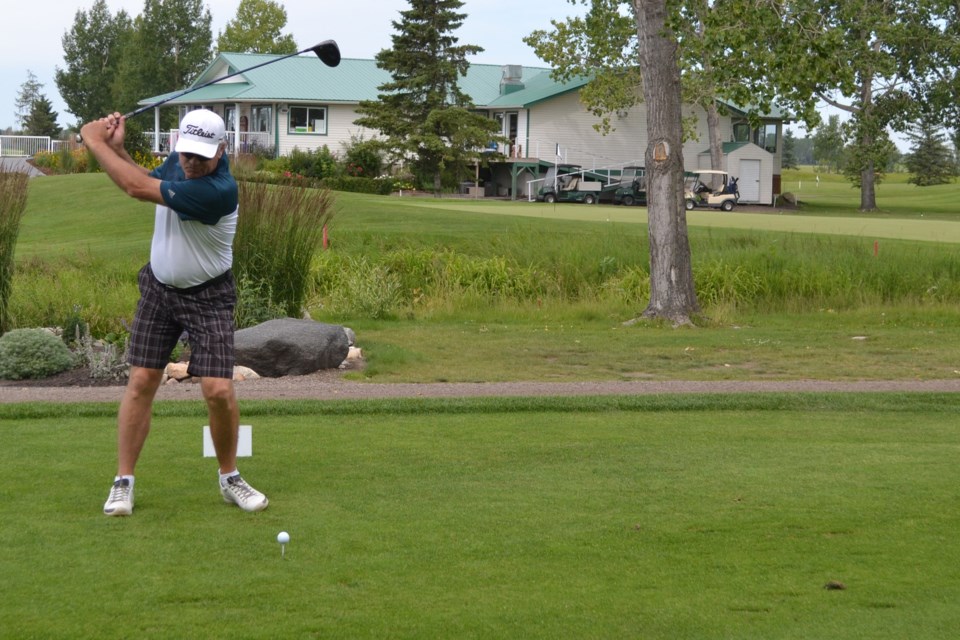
[139,53,782,119]
[139,53,564,109]
[717,98,787,121]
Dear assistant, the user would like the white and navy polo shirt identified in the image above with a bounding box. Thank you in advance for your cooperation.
[147,153,239,288]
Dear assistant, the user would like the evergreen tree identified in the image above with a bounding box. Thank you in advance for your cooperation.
[56,0,133,127]
[904,122,955,186]
[354,0,501,194]
[216,0,297,54]
[782,129,799,169]
[23,96,61,137]
[14,71,43,131]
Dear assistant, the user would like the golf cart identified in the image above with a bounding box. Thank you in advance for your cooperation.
[537,171,603,204]
[612,166,647,206]
[684,170,739,211]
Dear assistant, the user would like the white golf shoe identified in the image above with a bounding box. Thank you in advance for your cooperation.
[103,478,134,516]
[220,474,269,512]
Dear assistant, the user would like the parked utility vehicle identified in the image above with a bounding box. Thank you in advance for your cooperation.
[612,166,647,206]
[684,170,739,211]
[538,173,603,204]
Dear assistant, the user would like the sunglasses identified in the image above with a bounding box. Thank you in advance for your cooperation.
[180,151,214,162]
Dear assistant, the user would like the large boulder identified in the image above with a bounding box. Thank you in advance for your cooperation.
[234,318,350,377]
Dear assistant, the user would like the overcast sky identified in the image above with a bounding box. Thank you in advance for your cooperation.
[2,0,898,149]
[0,0,582,130]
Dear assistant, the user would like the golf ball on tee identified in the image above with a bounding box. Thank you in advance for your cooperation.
[277,531,290,544]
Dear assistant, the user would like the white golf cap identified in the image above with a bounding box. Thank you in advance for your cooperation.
[175,109,225,158]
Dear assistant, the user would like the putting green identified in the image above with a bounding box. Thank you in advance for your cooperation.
[391,198,960,244]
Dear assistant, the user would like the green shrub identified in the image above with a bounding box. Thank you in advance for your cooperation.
[235,275,289,329]
[259,156,291,174]
[318,176,394,195]
[287,145,339,179]
[71,323,129,381]
[342,134,384,177]
[0,328,76,380]
[32,148,90,174]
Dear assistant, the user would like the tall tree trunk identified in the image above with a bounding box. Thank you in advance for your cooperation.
[706,101,724,181]
[633,0,700,325]
[859,76,877,211]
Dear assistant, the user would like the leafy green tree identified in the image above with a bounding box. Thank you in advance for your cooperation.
[524,0,825,174]
[903,122,956,186]
[524,0,641,136]
[55,0,133,127]
[14,71,43,131]
[812,115,846,173]
[792,135,815,165]
[23,96,61,137]
[788,0,949,209]
[216,0,297,54]
[113,0,213,129]
[354,0,501,195]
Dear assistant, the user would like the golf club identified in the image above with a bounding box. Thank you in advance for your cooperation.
[76,40,341,143]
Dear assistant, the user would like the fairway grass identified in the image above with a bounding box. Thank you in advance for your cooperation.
[386,196,960,244]
[4,394,960,639]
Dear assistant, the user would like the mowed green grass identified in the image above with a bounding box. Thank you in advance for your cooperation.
[16,169,960,266]
[4,394,960,639]
[7,174,960,638]
[380,171,960,243]
[11,172,960,381]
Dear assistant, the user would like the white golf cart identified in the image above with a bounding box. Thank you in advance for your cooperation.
[684,170,739,211]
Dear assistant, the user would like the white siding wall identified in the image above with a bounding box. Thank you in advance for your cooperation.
[276,104,376,157]
[728,144,774,204]
[525,93,740,174]
[525,92,646,169]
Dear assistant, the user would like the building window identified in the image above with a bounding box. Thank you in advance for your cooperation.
[251,105,272,132]
[754,123,778,154]
[288,106,327,134]
[732,122,751,143]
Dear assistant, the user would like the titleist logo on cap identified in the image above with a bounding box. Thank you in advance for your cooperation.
[183,124,216,139]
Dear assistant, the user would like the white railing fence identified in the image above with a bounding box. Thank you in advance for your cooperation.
[225,131,274,155]
[1,131,278,158]
[0,135,55,157]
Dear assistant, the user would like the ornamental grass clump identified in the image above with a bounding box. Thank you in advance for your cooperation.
[234,181,335,322]
[0,328,76,380]
[0,169,29,333]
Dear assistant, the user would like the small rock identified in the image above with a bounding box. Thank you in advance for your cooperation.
[165,362,191,380]
[233,365,260,381]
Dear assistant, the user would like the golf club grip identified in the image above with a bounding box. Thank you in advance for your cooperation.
[74,109,142,143]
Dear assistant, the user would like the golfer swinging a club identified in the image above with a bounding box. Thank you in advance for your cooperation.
[81,109,268,516]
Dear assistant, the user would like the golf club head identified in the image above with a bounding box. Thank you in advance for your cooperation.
[310,40,341,67]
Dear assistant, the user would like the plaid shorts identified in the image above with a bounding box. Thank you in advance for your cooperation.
[128,263,237,379]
